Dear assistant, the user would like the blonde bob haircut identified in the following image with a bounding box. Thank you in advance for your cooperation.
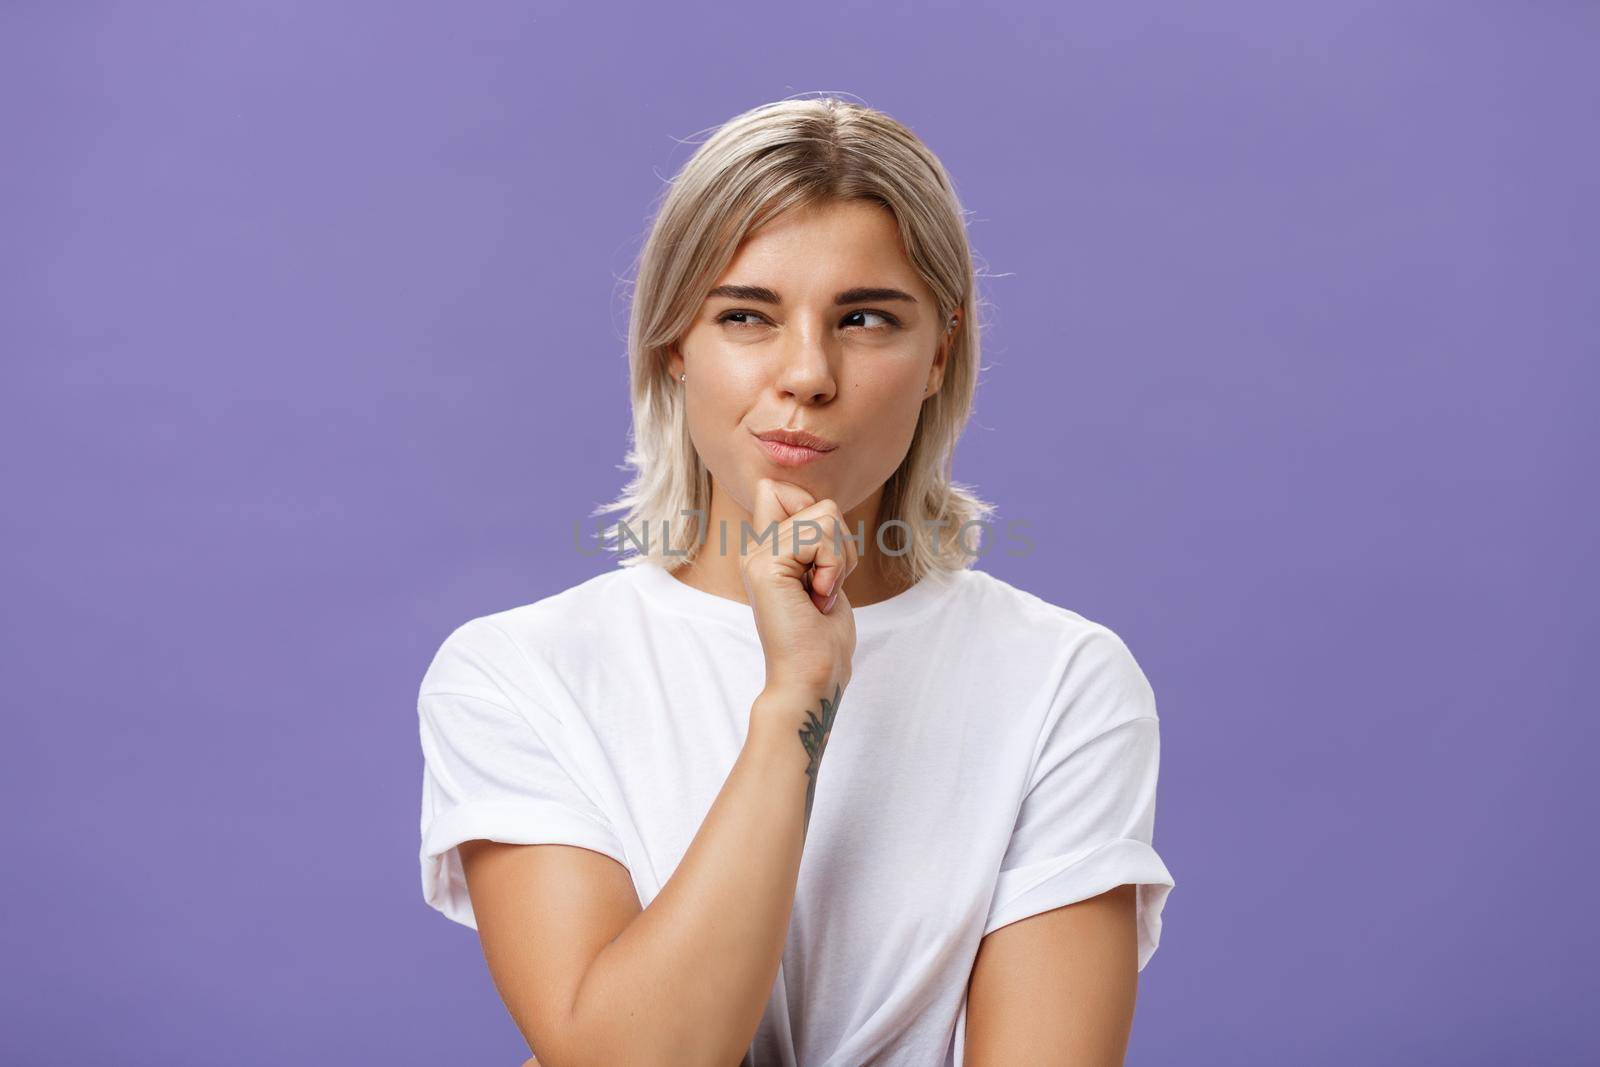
[594,95,995,587]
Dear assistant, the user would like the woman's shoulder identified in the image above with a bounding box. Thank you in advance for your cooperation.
[420,566,640,696]
[954,566,1132,648]
[952,567,1154,714]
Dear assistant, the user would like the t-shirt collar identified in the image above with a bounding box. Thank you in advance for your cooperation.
[629,559,965,630]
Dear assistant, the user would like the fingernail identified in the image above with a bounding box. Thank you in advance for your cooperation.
[824,585,839,612]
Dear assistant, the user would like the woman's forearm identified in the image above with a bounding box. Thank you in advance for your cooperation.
[564,683,837,1067]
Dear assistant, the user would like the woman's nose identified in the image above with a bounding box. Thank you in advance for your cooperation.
[774,326,837,403]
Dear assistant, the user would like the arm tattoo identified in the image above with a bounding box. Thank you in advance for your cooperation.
[797,683,843,839]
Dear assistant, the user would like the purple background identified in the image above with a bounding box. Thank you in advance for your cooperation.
[5,3,1594,1064]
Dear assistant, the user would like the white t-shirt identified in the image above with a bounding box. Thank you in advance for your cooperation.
[417,561,1174,1066]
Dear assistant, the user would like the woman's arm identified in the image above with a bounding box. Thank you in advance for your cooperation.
[962,883,1140,1066]
[462,682,829,1067]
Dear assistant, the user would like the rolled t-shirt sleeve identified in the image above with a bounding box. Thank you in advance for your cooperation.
[982,626,1175,971]
[417,617,628,929]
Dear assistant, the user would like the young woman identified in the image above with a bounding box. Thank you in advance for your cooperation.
[417,97,1175,1067]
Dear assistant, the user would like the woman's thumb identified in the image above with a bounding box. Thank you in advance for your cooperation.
[748,478,813,549]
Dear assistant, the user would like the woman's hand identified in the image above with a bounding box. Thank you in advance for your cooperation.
[741,477,859,699]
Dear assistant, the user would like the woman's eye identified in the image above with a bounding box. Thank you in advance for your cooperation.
[844,309,899,331]
[715,309,900,331]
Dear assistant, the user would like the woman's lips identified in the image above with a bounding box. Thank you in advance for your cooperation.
[755,436,834,467]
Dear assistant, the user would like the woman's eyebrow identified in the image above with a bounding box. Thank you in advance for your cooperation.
[705,284,919,306]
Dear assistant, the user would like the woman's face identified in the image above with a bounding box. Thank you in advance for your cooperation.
[669,198,951,523]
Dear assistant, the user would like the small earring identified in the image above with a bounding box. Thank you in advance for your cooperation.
[679,373,686,382]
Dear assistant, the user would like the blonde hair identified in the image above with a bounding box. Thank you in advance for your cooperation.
[593,95,996,586]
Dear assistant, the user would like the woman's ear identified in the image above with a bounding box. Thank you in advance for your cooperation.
[928,308,962,391]
[926,323,956,394]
